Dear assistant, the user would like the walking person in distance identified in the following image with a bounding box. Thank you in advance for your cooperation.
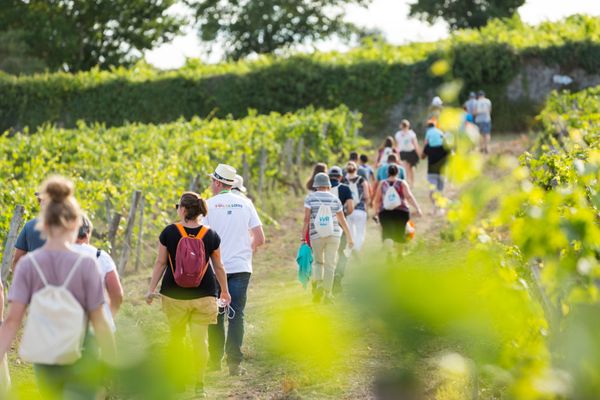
[72,215,123,332]
[146,191,231,398]
[302,172,354,303]
[474,90,493,153]
[373,165,423,246]
[395,119,421,188]
[205,164,265,376]
[0,176,116,399]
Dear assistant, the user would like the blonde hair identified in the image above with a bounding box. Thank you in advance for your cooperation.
[36,176,81,237]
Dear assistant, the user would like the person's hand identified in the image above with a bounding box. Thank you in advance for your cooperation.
[415,208,423,218]
[145,291,159,305]
[347,240,355,250]
[219,291,232,307]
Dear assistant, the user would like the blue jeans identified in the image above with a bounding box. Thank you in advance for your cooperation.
[208,272,251,367]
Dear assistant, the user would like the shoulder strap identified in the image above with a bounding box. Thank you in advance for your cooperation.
[62,255,85,288]
[196,226,209,240]
[29,255,48,287]
[175,223,188,238]
[96,249,101,258]
[394,180,405,198]
[381,180,389,193]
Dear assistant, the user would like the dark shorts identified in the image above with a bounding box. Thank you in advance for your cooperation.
[379,209,410,243]
[476,121,491,135]
[400,150,419,167]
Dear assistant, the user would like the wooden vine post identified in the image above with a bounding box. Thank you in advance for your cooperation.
[118,190,142,274]
[1,205,24,286]
[242,154,250,193]
[134,195,145,272]
[108,212,122,257]
[189,174,201,193]
[293,137,305,191]
[257,147,267,197]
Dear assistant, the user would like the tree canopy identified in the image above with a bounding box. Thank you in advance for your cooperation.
[0,0,185,72]
[408,0,525,30]
[188,0,372,60]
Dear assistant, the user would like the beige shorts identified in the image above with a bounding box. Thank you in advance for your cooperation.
[161,295,218,326]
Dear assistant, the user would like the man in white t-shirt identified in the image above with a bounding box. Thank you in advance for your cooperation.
[474,90,493,153]
[205,164,265,376]
[71,215,123,331]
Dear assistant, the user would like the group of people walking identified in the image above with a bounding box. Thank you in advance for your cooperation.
[300,102,494,302]
[301,140,429,303]
[0,163,264,399]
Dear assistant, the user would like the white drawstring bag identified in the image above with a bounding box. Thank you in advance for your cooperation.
[314,199,334,238]
[19,255,87,365]
[383,181,402,210]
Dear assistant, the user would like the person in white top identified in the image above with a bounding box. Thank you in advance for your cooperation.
[474,90,493,153]
[232,174,248,198]
[71,215,123,331]
[464,92,477,117]
[204,164,265,376]
[394,119,421,187]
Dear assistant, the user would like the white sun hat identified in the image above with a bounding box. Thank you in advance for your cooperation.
[233,174,247,193]
[208,164,237,185]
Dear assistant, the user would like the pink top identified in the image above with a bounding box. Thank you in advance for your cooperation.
[9,249,105,312]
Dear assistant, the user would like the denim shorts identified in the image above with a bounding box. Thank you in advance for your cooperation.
[427,174,445,192]
[476,121,492,135]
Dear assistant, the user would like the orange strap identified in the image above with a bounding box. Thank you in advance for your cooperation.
[175,223,188,238]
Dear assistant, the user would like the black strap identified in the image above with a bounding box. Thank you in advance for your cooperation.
[96,249,101,258]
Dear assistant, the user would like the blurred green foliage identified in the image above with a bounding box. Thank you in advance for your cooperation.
[350,81,600,397]
[1,15,598,135]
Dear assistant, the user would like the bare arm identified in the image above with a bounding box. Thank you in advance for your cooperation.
[210,249,231,305]
[89,307,116,364]
[412,136,421,157]
[361,180,371,208]
[250,225,265,252]
[401,181,423,217]
[372,183,382,213]
[0,302,26,360]
[336,211,354,249]
[301,207,311,242]
[345,199,354,216]
[12,249,26,272]
[105,271,123,316]
[0,283,4,321]
[421,140,429,159]
[146,243,168,304]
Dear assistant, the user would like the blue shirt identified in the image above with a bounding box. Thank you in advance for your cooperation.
[376,163,406,181]
[425,127,445,147]
[15,218,46,252]
[358,164,374,180]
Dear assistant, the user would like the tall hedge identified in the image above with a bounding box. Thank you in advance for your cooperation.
[1,15,598,135]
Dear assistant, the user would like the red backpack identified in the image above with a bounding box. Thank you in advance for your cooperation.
[168,224,210,288]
